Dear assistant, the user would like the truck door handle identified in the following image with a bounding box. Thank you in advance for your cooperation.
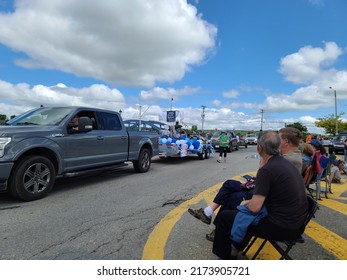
[97,136,104,140]
[121,136,128,140]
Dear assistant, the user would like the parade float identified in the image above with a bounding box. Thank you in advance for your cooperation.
[157,107,214,159]
[158,134,214,160]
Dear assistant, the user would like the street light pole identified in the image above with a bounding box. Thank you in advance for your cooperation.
[201,105,206,134]
[260,109,264,131]
[329,87,338,135]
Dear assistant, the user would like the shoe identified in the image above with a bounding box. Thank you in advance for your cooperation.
[296,235,305,244]
[206,229,215,242]
[188,208,211,224]
[231,244,240,259]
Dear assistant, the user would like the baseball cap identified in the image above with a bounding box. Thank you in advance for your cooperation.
[309,139,322,147]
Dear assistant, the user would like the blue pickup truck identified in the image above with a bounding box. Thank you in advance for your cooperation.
[0,106,159,201]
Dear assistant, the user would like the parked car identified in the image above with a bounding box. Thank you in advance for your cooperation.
[331,132,347,154]
[322,138,333,154]
[245,133,257,145]
[0,106,159,201]
[211,130,238,152]
[237,136,248,148]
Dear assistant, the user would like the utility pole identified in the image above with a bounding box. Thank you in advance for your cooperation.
[136,104,151,131]
[260,109,264,131]
[329,87,338,135]
[138,104,142,131]
[201,105,206,134]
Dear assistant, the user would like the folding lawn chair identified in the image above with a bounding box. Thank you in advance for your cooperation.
[242,195,318,260]
[319,152,336,197]
[303,151,320,199]
[303,149,335,200]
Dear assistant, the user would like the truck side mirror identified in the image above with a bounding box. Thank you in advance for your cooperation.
[69,116,93,133]
[77,117,93,132]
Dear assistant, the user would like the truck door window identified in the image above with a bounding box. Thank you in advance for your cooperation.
[97,112,122,130]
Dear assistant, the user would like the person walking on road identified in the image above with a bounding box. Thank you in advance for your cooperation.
[217,131,229,163]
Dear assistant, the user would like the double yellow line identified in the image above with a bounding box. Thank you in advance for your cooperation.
[142,174,347,260]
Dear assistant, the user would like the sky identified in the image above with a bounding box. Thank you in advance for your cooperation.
[0,0,347,133]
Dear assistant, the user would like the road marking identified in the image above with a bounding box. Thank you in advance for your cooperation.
[305,220,347,259]
[142,181,223,260]
[142,174,347,260]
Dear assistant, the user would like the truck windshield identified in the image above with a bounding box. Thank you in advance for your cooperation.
[7,107,73,126]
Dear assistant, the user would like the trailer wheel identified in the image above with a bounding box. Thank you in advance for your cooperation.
[198,152,204,160]
[8,156,55,201]
[204,149,211,159]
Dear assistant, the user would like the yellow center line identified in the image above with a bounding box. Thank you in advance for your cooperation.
[142,181,224,260]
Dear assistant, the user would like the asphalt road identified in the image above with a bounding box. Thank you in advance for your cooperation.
[0,145,346,260]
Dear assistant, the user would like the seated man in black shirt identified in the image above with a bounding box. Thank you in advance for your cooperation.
[212,131,308,260]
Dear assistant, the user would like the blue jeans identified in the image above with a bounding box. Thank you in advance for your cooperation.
[213,179,253,212]
[212,210,301,259]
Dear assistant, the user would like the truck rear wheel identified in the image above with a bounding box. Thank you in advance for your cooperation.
[8,156,55,201]
[133,148,151,173]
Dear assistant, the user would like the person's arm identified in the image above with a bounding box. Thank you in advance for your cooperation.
[240,194,266,213]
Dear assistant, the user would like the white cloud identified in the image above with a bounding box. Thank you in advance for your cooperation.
[212,99,222,106]
[0,1,345,134]
[279,42,342,84]
[0,77,327,133]
[0,0,217,87]
[0,80,125,117]
[259,42,347,116]
[139,86,201,102]
[222,89,239,98]
[308,0,325,7]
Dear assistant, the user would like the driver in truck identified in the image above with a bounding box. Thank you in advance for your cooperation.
[69,115,80,131]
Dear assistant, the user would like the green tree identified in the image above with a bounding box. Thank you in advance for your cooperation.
[315,113,347,135]
[286,122,308,133]
[191,125,198,132]
[0,114,6,121]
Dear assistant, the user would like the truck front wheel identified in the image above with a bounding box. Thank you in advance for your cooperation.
[133,148,151,173]
[8,156,56,201]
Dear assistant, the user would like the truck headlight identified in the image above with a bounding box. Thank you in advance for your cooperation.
[0,137,11,157]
